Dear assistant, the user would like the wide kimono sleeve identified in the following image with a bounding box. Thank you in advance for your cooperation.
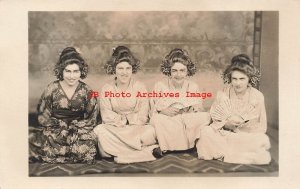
[186,82,204,112]
[76,85,100,131]
[37,82,60,128]
[125,82,150,126]
[239,93,267,133]
[258,95,268,133]
[151,81,175,112]
[99,84,127,127]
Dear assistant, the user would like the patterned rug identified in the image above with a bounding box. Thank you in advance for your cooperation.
[29,151,278,176]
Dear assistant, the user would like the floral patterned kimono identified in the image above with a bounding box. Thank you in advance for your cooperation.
[196,85,271,164]
[93,79,158,164]
[150,78,211,152]
[29,80,100,163]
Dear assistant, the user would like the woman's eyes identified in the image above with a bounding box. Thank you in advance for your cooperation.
[64,70,80,73]
[172,69,187,72]
[117,67,132,70]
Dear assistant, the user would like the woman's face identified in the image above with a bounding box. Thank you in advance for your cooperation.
[62,63,81,87]
[115,61,133,84]
[170,62,188,86]
[231,70,250,94]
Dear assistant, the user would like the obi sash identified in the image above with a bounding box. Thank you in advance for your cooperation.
[53,109,84,124]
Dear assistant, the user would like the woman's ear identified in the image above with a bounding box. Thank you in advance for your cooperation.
[247,83,252,87]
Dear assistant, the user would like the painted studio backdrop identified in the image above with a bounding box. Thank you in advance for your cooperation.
[29,11,264,122]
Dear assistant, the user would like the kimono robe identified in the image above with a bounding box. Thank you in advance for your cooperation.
[93,79,158,164]
[196,85,271,164]
[29,80,100,163]
[150,78,211,151]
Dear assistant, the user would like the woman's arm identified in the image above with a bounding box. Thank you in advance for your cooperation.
[186,83,204,112]
[37,83,60,128]
[151,81,174,112]
[72,87,100,132]
[99,84,127,127]
[126,83,150,125]
[239,94,267,133]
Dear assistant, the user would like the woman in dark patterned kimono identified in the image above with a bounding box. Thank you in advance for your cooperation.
[29,47,100,163]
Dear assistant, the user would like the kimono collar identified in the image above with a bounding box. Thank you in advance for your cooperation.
[114,77,134,92]
[226,84,251,102]
[168,78,189,92]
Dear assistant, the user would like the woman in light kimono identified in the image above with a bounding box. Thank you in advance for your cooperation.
[29,47,100,163]
[93,46,158,163]
[196,54,271,164]
[150,48,211,157]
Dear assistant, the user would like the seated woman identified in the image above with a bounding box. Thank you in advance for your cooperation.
[93,46,158,164]
[29,47,100,163]
[150,48,211,157]
[196,54,271,164]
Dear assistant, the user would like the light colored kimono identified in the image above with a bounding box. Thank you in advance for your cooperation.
[93,79,158,164]
[150,78,211,151]
[196,85,271,164]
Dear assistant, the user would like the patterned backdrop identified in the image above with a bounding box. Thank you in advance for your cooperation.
[29,11,258,113]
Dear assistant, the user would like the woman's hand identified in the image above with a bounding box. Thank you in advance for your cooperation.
[71,120,86,128]
[43,118,60,128]
[160,107,181,117]
[228,114,244,125]
[224,115,244,131]
[187,104,202,113]
[223,122,239,131]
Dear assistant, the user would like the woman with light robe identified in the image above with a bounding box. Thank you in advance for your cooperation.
[150,48,211,157]
[93,46,158,163]
[196,54,271,164]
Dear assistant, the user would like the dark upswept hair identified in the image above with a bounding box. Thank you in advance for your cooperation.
[222,54,261,87]
[54,47,88,80]
[161,48,197,76]
[104,46,140,75]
